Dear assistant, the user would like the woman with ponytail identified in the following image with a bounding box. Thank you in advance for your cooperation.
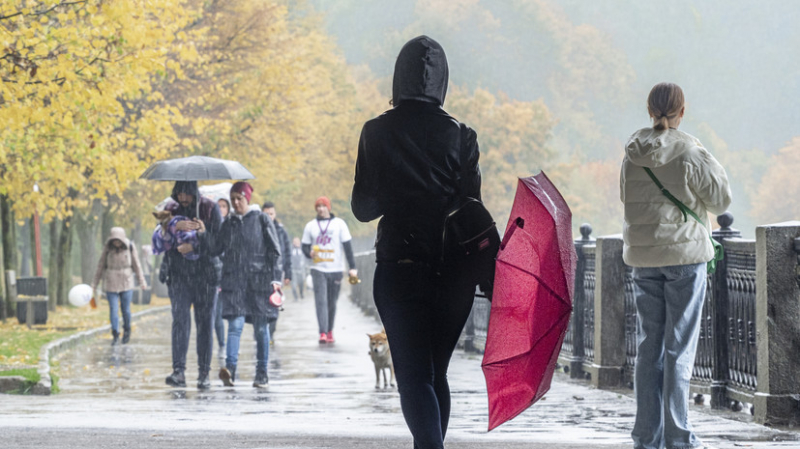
[620,82,732,449]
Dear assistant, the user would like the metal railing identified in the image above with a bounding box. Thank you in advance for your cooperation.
[558,213,767,415]
[353,214,800,425]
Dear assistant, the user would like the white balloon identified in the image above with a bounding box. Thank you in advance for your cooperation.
[68,284,93,307]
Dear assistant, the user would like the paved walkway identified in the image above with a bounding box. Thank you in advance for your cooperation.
[1,285,798,448]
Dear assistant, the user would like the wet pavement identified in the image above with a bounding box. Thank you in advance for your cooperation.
[1,285,799,448]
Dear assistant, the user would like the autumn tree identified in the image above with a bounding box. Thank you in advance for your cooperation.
[751,137,800,224]
[446,86,555,229]
[1,0,194,305]
[149,0,385,238]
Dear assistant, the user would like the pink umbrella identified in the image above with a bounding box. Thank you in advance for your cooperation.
[481,172,577,431]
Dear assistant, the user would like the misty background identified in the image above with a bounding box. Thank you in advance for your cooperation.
[310,0,800,238]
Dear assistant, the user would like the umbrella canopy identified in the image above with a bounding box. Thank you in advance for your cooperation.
[140,156,255,181]
[155,182,232,211]
[481,172,577,431]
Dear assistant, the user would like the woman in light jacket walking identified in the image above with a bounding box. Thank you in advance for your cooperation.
[91,227,149,345]
[620,82,731,449]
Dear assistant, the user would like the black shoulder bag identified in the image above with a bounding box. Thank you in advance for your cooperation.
[441,127,500,296]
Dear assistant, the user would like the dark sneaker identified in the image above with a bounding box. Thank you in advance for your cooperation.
[122,330,131,345]
[219,367,235,387]
[165,370,186,387]
[111,331,119,346]
[197,372,211,390]
[253,370,269,389]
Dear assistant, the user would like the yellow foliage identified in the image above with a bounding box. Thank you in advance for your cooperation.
[548,156,624,237]
[446,86,555,229]
[1,0,194,219]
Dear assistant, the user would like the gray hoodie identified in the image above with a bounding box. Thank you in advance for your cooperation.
[620,128,732,267]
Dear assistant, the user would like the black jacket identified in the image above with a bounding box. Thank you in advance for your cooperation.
[212,209,282,319]
[351,36,481,264]
[163,181,222,287]
[275,221,292,280]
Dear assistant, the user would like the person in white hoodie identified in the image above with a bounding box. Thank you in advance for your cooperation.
[620,82,731,449]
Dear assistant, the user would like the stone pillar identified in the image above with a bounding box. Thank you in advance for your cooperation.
[567,224,593,378]
[589,234,625,388]
[754,221,800,426]
[710,212,741,408]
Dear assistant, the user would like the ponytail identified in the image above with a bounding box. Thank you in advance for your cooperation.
[647,82,684,131]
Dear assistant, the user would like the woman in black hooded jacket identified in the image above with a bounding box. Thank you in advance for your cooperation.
[351,36,482,449]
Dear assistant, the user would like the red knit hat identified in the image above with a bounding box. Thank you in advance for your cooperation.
[314,196,331,211]
[231,182,253,203]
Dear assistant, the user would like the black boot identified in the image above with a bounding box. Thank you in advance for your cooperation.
[253,369,269,389]
[111,330,119,346]
[197,371,211,390]
[122,326,131,344]
[165,369,186,387]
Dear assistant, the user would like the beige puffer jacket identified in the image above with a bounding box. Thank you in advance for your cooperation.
[91,227,148,293]
[620,128,732,268]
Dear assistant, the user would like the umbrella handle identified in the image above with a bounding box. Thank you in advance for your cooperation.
[500,217,524,250]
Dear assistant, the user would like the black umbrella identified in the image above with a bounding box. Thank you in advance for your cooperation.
[140,156,255,181]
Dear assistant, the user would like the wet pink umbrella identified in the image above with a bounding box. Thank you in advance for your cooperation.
[481,172,577,431]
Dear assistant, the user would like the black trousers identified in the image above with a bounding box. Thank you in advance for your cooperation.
[168,279,217,376]
[373,262,475,449]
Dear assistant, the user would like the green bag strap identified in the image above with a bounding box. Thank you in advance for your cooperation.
[642,167,705,226]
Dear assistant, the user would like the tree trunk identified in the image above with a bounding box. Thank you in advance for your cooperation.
[56,216,73,306]
[0,203,5,323]
[20,219,31,277]
[48,219,59,311]
[75,199,104,284]
[101,204,115,244]
[1,195,17,319]
[131,218,142,247]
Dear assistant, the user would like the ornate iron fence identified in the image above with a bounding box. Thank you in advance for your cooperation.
[724,238,758,409]
[354,215,784,420]
[582,244,596,364]
[351,251,378,318]
[623,265,637,387]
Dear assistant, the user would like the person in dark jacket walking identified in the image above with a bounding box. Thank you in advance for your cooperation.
[289,237,306,300]
[351,36,482,449]
[213,196,231,365]
[161,181,222,390]
[262,201,291,343]
[214,182,282,388]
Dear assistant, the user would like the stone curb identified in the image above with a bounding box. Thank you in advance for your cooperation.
[34,305,170,395]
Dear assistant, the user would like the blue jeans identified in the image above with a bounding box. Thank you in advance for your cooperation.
[632,263,706,449]
[226,315,270,371]
[373,262,476,449]
[106,290,133,333]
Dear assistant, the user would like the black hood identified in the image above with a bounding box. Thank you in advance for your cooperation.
[392,36,449,107]
[170,181,200,217]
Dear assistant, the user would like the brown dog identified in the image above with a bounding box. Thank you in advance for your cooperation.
[368,329,395,389]
[153,210,172,234]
